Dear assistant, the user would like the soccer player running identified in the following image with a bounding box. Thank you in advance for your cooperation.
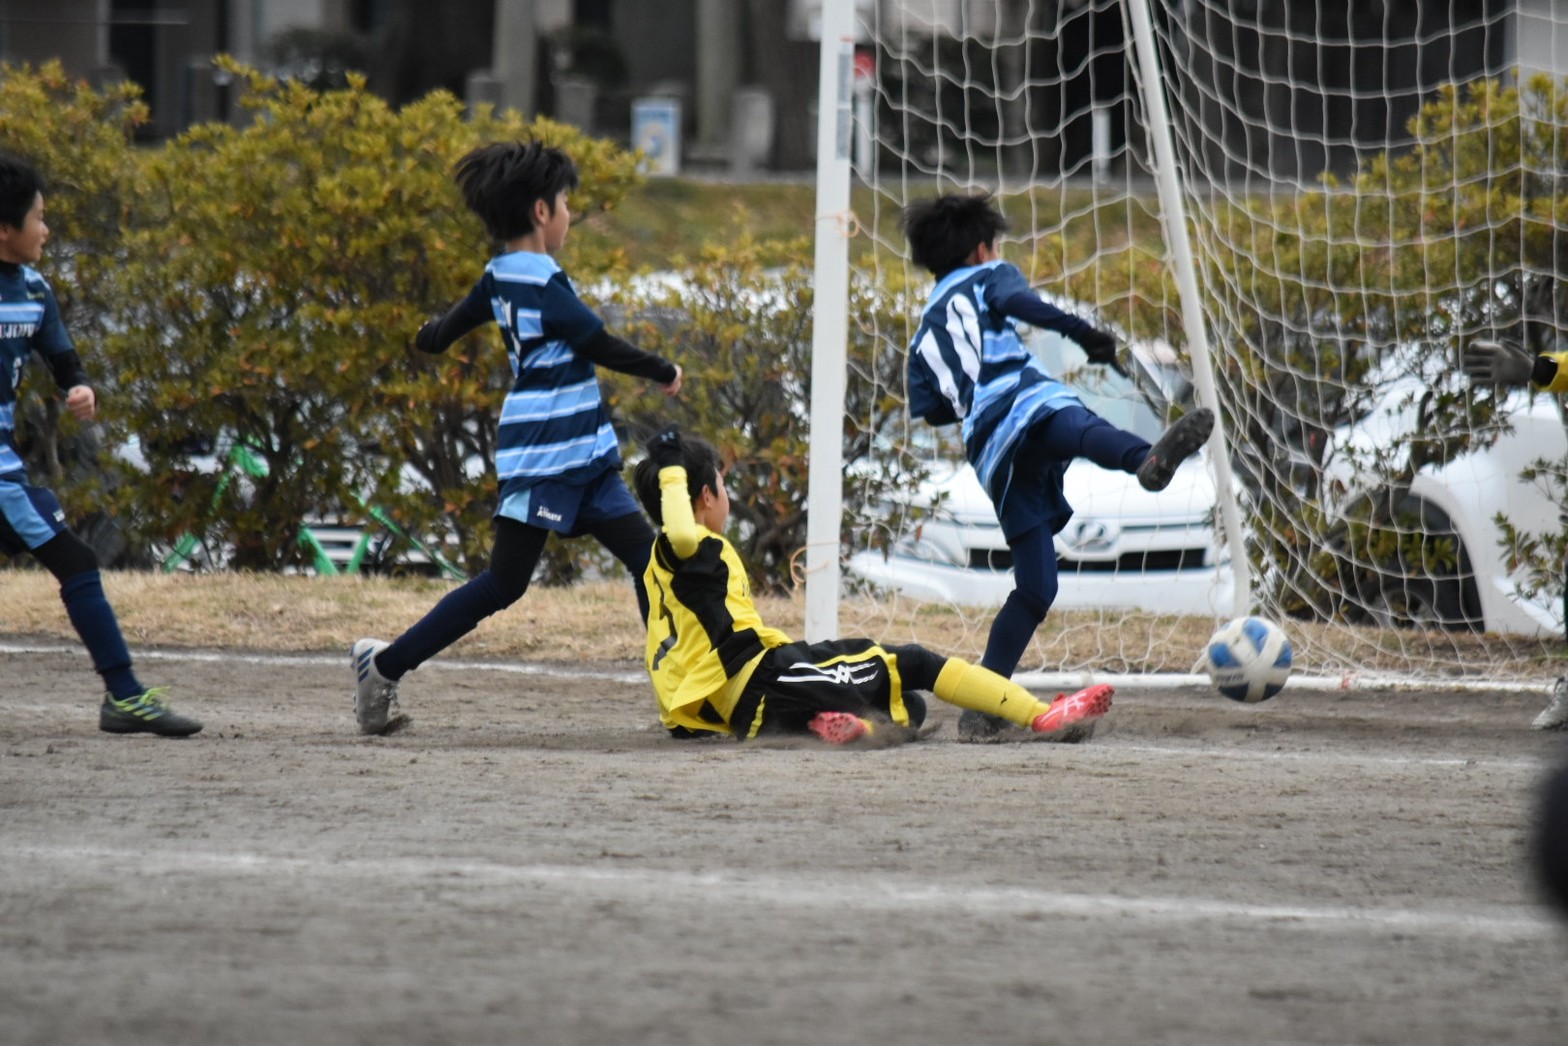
[902,193,1213,742]
[631,426,1111,744]
[352,141,682,734]
[0,154,202,736]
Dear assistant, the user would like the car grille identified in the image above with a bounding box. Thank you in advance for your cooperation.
[964,548,1208,572]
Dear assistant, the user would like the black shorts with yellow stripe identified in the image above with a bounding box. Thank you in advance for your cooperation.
[729,638,929,740]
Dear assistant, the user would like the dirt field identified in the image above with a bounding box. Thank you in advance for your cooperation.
[2,638,1565,1046]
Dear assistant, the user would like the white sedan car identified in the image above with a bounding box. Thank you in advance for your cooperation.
[847,333,1234,615]
[1315,348,1567,636]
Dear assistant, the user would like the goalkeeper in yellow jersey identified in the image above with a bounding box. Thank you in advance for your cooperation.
[629,426,1111,744]
[1462,338,1568,730]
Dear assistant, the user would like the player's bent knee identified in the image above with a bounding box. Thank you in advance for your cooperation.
[1002,587,1051,625]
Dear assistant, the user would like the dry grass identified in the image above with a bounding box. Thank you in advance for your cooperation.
[4,568,1562,682]
[1,568,1203,667]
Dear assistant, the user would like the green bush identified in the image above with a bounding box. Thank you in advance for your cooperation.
[98,59,641,573]
[595,240,926,593]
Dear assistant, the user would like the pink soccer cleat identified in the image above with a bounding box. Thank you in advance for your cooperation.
[1031,683,1113,735]
[807,711,873,745]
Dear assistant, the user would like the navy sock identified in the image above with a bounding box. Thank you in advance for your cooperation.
[59,570,142,699]
[376,571,509,680]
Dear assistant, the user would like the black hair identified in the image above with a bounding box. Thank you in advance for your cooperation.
[0,154,45,231]
[453,140,580,242]
[902,193,1008,276]
[632,431,724,527]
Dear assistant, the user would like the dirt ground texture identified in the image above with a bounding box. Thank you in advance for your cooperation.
[2,638,1566,1046]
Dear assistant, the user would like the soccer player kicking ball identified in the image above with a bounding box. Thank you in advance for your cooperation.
[902,193,1212,742]
[352,141,681,734]
[0,155,201,737]
[630,426,1111,744]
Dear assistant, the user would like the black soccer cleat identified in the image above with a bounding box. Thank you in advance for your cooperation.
[99,688,204,737]
[1137,408,1215,492]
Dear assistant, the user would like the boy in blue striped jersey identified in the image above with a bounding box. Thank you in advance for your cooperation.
[903,193,1213,742]
[352,141,682,734]
[0,154,202,736]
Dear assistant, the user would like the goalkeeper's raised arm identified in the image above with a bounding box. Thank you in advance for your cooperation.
[1462,339,1568,392]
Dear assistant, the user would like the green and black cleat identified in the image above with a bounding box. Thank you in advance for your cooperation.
[99,687,204,737]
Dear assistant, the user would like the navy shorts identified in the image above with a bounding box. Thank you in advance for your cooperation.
[0,474,70,554]
[731,638,926,740]
[496,469,642,536]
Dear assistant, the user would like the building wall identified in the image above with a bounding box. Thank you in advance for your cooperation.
[1514,0,1568,77]
[2,0,107,75]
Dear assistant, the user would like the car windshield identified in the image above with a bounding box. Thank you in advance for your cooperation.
[1025,330,1167,443]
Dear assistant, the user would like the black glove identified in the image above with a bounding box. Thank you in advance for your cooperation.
[1076,327,1119,367]
[1461,339,1535,388]
[647,424,685,469]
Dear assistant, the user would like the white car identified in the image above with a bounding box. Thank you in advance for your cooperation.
[847,332,1234,615]
[1314,348,1566,636]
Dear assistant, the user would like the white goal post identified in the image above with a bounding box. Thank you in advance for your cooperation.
[809,0,1568,683]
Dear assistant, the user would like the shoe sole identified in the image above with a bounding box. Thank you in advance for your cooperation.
[1138,409,1215,491]
[808,711,871,744]
[1033,683,1114,734]
[100,717,203,737]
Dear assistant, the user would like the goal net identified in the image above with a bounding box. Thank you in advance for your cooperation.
[836,0,1568,684]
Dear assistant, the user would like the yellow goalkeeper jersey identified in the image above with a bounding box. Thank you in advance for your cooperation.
[1541,351,1568,394]
[643,465,791,734]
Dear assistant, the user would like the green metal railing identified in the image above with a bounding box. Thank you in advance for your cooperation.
[160,439,466,581]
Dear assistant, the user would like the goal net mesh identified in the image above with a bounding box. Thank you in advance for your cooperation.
[840,0,1567,683]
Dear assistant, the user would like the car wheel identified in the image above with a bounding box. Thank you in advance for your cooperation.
[1363,574,1470,631]
[1331,494,1485,632]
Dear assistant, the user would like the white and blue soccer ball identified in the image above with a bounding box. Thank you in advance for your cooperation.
[1203,616,1292,703]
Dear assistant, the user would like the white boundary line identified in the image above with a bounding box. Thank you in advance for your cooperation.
[2,640,1549,694]
[8,843,1552,941]
[1106,742,1542,771]
[0,640,644,684]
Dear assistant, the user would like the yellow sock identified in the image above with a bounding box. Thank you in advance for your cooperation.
[932,659,1050,728]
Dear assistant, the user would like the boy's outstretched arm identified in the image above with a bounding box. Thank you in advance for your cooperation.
[648,428,702,559]
[1463,340,1568,392]
[415,284,492,354]
[37,340,95,421]
[985,265,1124,371]
[574,328,681,391]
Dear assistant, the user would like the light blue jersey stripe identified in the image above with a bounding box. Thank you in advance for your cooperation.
[520,341,576,370]
[488,252,559,285]
[493,269,552,286]
[0,303,43,322]
[512,308,543,339]
[499,380,601,424]
[972,379,1081,486]
[0,475,54,543]
[495,426,618,478]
